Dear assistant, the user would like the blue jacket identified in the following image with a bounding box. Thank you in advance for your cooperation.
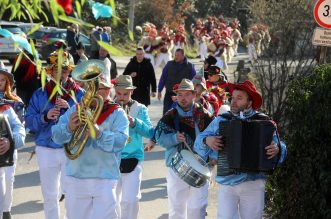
[194,110,287,186]
[2,107,25,149]
[121,101,154,161]
[51,105,129,179]
[25,87,84,149]
[156,103,201,167]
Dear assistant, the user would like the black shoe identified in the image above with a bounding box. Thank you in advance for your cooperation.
[59,194,65,202]
[3,211,12,219]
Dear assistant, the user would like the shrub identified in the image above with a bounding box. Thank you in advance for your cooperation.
[266,64,331,218]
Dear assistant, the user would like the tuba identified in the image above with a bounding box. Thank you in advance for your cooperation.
[64,60,105,160]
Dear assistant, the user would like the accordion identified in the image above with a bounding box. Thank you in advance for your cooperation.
[0,114,15,167]
[217,119,278,176]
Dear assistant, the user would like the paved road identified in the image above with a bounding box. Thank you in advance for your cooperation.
[2,50,249,219]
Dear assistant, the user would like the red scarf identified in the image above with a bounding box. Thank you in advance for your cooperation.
[0,104,11,113]
[45,78,80,104]
[75,100,120,125]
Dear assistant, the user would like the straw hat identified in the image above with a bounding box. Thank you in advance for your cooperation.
[114,75,136,90]
[173,79,195,93]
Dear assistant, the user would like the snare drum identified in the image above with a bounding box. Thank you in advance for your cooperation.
[171,149,211,188]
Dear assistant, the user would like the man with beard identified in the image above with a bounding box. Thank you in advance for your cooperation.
[194,80,287,219]
[155,79,214,219]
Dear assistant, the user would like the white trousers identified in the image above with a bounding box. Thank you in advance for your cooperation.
[217,179,266,219]
[116,163,142,219]
[65,176,118,219]
[199,42,208,61]
[167,168,209,219]
[36,146,67,219]
[0,168,5,219]
[144,53,155,68]
[155,53,170,70]
[3,150,17,212]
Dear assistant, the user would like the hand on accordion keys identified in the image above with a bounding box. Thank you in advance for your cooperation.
[0,137,10,155]
[204,136,225,151]
[265,141,279,159]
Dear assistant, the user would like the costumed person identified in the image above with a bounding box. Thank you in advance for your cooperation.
[248,25,263,57]
[25,51,85,219]
[155,79,214,219]
[158,48,196,115]
[206,65,229,107]
[199,55,217,80]
[123,47,157,107]
[230,19,242,57]
[248,37,258,64]
[220,30,234,69]
[0,68,26,219]
[138,25,161,68]
[192,19,209,60]
[192,75,219,117]
[194,80,287,219]
[155,24,173,70]
[52,60,129,219]
[172,25,186,57]
[113,75,154,219]
[11,50,40,106]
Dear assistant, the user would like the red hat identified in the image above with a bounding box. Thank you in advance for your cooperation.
[228,80,263,110]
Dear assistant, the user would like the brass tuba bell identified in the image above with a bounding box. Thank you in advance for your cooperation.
[64,60,105,160]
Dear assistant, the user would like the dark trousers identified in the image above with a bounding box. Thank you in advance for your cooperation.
[163,92,175,115]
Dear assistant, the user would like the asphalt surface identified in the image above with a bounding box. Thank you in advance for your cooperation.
[1,50,249,219]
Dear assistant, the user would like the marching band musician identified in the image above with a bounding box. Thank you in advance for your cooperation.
[155,24,173,70]
[172,25,186,57]
[155,79,214,219]
[194,80,287,219]
[114,75,154,219]
[206,65,229,108]
[0,68,25,219]
[52,60,129,219]
[25,51,84,219]
[138,27,161,68]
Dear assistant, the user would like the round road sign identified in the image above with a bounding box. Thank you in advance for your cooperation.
[314,0,331,28]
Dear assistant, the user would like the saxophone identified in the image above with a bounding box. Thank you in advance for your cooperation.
[64,63,104,160]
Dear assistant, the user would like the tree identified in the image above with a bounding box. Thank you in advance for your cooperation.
[248,0,317,128]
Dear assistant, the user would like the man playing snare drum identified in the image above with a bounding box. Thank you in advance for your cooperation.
[155,79,214,219]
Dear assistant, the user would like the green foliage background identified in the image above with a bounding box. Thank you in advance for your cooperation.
[266,65,331,218]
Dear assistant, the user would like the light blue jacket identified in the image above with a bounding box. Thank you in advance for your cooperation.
[194,110,287,186]
[156,103,200,167]
[121,101,154,161]
[51,105,129,179]
[2,107,25,149]
[25,87,84,149]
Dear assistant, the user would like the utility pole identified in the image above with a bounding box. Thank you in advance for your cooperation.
[128,0,135,33]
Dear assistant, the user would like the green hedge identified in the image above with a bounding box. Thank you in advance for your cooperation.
[266,64,331,218]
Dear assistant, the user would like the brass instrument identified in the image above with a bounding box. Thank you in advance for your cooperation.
[64,61,105,160]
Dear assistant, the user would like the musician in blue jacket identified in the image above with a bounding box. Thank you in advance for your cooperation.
[52,60,129,219]
[25,51,84,219]
[194,80,287,219]
[114,75,154,219]
[155,79,214,219]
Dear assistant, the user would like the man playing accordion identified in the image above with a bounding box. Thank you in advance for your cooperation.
[194,80,287,219]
